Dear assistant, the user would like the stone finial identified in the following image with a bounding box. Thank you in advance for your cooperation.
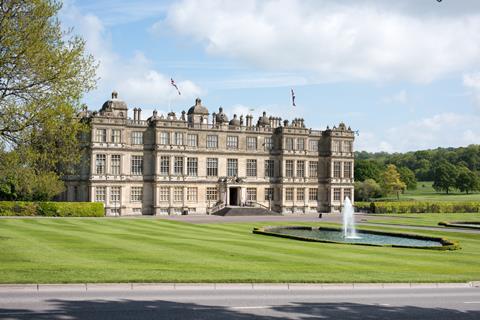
[181,110,186,121]
[283,120,289,127]
[112,91,118,99]
[153,110,158,117]
[195,97,201,105]
[240,115,244,126]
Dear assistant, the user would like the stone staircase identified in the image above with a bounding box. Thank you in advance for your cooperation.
[212,206,282,216]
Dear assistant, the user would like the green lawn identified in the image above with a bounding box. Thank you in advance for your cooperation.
[0,218,479,284]
[378,181,480,201]
[367,213,480,227]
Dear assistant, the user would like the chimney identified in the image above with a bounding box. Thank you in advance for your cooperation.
[133,108,138,121]
[138,108,142,121]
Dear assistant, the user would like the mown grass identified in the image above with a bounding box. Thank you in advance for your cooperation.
[378,181,480,201]
[0,218,479,284]
[368,213,480,227]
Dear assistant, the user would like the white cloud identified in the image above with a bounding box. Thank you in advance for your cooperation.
[463,72,480,109]
[356,113,480,152]
[161,0,480,83]
[382,90,408,105]
[60,1,202,118]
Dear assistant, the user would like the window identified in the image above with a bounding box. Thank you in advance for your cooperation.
[309,188,318,201]
[174,132,183,145]
[246,188,257,201]
[187,157,198,176]
[187,187,197,202]
[246,137,257,150]
[297,138,305,151]
[309,161,318,178]
[174,157,183,175]
[344,162,352,178]
[96,129,106,142]
[207,135,218,149]
[206,187,218,201]
[131,156,143,175]
[246,159,257,177]
[265,188,274,201]
[159,187,169,202]
[187,134,198,147]
[285,188,294,201]
[207,158,218,176]
[227,159,238,177]
[333,188,341,201]
[131,186,143,202]
[344,188,352,201]
[226,136,238,149]
[343,140,352,152]
[110,186,121,204]
[285,160,294,177]
[95,186,106,203]
[160,156,170,176]
[332,140,341,152]
[111,129,121,143]
[285,138,294,150]
[131,131,143,145]
[264,137,273,150]
[296,160,305,178]
[309,140,319,152]
[96,154,106,174]
[111,155,121,175]
[297,188,305,201]
[174,187,183,202]
[159,132,169,145]
[333,161,341,178]
[265,160,275,177]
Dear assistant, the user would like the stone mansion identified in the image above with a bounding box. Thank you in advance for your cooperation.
[63,92,355,216]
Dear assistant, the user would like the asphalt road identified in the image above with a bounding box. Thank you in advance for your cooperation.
[0,287,479,319]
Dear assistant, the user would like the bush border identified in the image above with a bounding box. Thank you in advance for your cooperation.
[253,226,460,251]
[438,221,480,230]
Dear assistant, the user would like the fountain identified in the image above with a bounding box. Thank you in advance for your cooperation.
[342,197,360,239]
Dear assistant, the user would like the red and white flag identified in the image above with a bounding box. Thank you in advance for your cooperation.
[171,78,181,95]
[291,88,296,107]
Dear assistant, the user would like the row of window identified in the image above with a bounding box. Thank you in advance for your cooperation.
[95,154,321,178]
[95,129,144,144]
[94,186,324,203]
[333,161,353,178]
[332,140,353,153]
[333,188,352,201]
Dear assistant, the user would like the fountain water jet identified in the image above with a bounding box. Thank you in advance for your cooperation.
[342,197,360,239]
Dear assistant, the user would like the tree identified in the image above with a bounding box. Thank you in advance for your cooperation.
[354,159,383,182]
[455,166,480,194]
[0,0,96,200]
[354,179,382,201]
[398,166,417,190]
[380,164,406,200]
[432,161,458,194]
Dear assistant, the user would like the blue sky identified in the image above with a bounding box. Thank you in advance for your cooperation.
[61,0,480,152]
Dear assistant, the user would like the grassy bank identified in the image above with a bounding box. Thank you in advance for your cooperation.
[0,218,479,283]
[367,213,480,227]
[379,181,480,201]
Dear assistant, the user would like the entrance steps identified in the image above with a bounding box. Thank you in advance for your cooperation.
[212,206,281,216]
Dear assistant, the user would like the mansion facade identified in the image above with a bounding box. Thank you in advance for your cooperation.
[63,92,355,216]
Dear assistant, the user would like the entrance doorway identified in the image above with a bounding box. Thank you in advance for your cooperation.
[229,187,240,206]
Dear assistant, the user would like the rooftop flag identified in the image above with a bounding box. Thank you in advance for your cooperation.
[291,88,296,107]
[171,78,181,95]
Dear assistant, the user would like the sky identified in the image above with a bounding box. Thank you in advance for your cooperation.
[60,0,480,153]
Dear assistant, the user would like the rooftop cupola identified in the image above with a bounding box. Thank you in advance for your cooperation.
[99,91,128,118]
[187,98,209,124]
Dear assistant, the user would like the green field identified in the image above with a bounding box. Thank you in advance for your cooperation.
[0,218,479,284]
[379,181,480,201]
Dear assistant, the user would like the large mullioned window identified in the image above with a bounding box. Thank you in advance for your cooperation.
[160,156,170,175]
[96,154,106,174]
[187,158,198,176]
[207,135,218,149]
[246,159,257,177]
[131,156,143,175]
[207,158,218,176]
[227,159,238,177]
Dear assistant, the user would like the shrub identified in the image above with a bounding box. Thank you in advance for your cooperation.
[354,202,372,212]
[0,201,104,217]
[369,201,480,214]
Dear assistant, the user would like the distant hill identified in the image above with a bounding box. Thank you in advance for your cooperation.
[355,145,480,181]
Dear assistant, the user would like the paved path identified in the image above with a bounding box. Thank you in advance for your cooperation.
[0,286,479,319]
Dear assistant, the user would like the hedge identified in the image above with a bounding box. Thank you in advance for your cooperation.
[0,202,104,217]
[366,201,480,214]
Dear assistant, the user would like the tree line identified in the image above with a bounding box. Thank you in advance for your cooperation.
[355,145,480,200]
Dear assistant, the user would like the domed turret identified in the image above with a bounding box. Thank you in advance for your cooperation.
[187,98,209,115]
[99,91,128,118]
[215,107,229,124]
[229,114,240,126]
[257,111,270,127]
